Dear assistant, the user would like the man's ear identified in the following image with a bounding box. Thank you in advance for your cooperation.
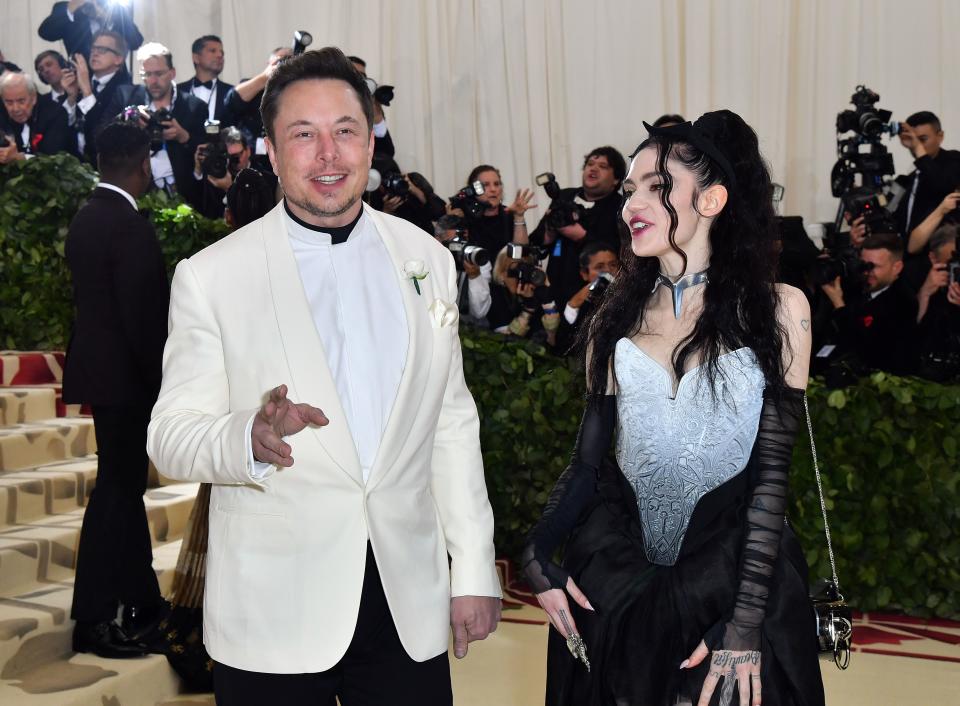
[265,136,279,176]
[698,183,728,217]
[892,258,904,276]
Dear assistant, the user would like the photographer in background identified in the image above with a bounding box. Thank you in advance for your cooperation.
[0,71,75,162]
[530,146,626,312]
[820,232,918,375]
[70,31,132,163]
[192,126,276,220]
[488,245,560,345]
[35,50,75,116]
[349,55,395,160]
[907,189,960,255]
[894,112,960,286]
[38,0,142,63]
[916,224,960,380]
[225,167,277,230]
[448,164,535,252]
[177,35,234,125]
[116,42,206,206]
[225,46,291,171]
[557,241,621,351]
[373,161,446,234]
[434,214,493,325]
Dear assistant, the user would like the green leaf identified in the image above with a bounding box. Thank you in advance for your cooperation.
[827,390,847,409]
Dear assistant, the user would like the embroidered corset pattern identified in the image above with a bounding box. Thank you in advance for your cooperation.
[614,338,766,566]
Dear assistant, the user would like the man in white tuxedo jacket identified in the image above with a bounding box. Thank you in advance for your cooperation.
[147,47,501,705]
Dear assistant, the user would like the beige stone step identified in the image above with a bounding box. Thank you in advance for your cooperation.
[0,484,199,600]
[0,389,57,427]
[0,537,183,677]
[0,457,98,529]
[0,420,96,473]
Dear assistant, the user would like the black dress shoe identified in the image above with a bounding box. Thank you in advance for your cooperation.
[73,621,149,658]
[122,598,171,652]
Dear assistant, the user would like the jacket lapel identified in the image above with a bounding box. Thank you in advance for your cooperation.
[260,203,363,486]
[364,206,433,489]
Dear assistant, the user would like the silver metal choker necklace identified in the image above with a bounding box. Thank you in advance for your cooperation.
[652,270,709,319]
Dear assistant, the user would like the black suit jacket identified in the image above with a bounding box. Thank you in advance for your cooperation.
[38,1,143,62]
[895,149,960,239]
[0,96,76,157]
[77,67,133,164]
[832,278,919,375]
[63,187,169,406]
[115,85,208,206]
[176,77,235,125]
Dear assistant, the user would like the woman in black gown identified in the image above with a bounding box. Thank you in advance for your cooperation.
[522,111,826,706]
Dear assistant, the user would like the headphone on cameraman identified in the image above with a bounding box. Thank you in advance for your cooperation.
[34,51,70,85]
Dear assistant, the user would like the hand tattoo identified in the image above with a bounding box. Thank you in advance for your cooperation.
[557,609,573,636]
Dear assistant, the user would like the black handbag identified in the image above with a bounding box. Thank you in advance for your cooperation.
[802,395,853,670]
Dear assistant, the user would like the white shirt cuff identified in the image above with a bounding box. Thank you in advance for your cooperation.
[244,412,276,481]
[373,120,388,138]
[563,303,579,325]
[77,93,97,114]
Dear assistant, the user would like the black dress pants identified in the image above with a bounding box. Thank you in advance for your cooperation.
[213,543,453,706]
[70,404,161,623]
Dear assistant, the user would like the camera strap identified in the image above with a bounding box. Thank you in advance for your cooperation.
[652,270,708,319]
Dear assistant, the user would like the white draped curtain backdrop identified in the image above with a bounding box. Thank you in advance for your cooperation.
[3,0,960,224]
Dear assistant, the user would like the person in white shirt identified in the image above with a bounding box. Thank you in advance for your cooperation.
[147,47,501,706]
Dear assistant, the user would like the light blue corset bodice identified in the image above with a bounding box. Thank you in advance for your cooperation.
[614,338,766,566]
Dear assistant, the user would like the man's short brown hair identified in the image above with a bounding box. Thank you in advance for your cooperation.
[260,47,373,142]
[862,232,904,261]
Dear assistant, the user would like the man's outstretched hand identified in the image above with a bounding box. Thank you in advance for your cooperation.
[251,384,328,466]
[450,596,501,659]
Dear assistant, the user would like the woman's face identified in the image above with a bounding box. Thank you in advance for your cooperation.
[621,146,703,260]
[475,169,503,211]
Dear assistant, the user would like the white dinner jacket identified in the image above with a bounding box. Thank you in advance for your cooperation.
[147,201,501,673]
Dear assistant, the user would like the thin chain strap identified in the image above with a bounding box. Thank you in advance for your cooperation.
[803,394,841,593]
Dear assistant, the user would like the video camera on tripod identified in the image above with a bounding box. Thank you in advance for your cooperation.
[829,85,899,234]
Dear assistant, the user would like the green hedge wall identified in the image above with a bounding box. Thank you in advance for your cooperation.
[0,155,229,350]
[2,155,958,619]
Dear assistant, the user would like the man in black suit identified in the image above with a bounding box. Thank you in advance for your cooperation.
[821,233,919,375]
[64,121,169,658]
[0,71,75,161]
[68,31,132,163]
[895,111,960,241]
[176,35,234,125]
[38,0,142,63]
[224,46,291,171]
[116,42,207,207]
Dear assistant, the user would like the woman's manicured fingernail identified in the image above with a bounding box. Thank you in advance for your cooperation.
[679,659,690,669]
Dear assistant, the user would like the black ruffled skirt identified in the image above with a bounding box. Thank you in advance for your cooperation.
[545,460,826,706]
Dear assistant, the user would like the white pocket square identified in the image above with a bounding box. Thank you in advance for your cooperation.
[428,298,459,328]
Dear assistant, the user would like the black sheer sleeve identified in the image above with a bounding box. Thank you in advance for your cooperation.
[721,387,804,651]
[521,394,616,594]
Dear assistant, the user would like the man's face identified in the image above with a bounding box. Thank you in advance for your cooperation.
[265,78,374,228]
[860,248,902,292]
[193,41,224,76]
[932,240,957,265]
[89,36,124,76]
[912,123,944,158]
[141,56,175,101]
[582,153,618,199]
[2,82,36,124]
[581,249,621,282]
[36,56,63,87]
[227,141,250,174]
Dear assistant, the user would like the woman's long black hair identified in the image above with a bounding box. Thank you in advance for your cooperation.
[578,110,787,397]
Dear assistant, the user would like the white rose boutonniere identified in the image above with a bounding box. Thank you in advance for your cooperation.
[403,259,429,295]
